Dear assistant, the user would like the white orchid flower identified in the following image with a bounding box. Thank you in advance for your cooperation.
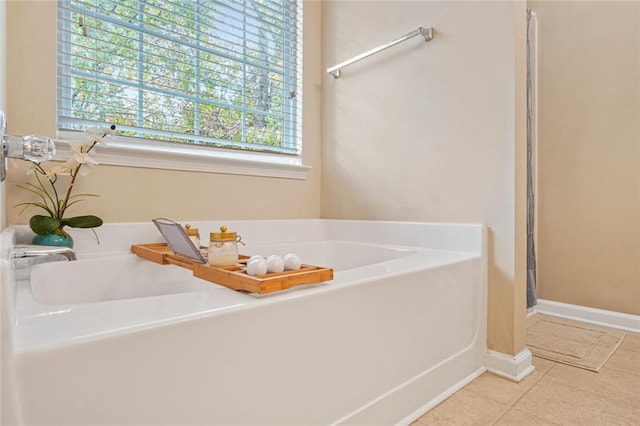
[66,151,98,166]
[46,164,71,178]
[63,145,98,175]
[85,125,116,143]
[72,154,98,176]
[68,139,95,153]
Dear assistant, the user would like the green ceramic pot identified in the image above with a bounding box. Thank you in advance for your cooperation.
[32,229,74,248]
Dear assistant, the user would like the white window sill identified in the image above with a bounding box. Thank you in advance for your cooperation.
[55,131,311,180]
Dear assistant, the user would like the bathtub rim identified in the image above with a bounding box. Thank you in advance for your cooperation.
[4,220,487,353]
[13,248,482,353]
[9,218,486,258]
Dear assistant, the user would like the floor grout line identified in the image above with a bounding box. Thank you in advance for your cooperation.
[486,360,559,425]
[498,361,559,425]
[488,403,512,426]
[510,360,556,407]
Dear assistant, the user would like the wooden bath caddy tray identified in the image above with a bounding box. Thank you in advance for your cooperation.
[131,243,333,294]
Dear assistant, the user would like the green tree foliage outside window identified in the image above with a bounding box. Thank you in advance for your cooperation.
[58,0,301,154]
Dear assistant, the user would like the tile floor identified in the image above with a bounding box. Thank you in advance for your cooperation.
[412,330,640,425]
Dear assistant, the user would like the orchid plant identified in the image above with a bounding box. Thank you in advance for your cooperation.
[15,125,116,242]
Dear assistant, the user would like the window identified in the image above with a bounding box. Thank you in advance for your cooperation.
[57,0,303,165]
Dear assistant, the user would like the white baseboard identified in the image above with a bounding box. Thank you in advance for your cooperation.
[535,299,640,334]
[485,348,535,382]
[396,367,486,426]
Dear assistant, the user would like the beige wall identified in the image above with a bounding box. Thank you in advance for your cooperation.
[0,0,6,229]
[1,0,6,421]
[4,0,531,355]
[5,0,323,224]
[321,1,528,354]
[530,1,640,316]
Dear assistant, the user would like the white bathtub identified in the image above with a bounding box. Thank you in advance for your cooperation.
[2,220,487,425]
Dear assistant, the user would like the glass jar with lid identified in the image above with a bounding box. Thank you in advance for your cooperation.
[184,224,200,248]
[208,225,243,267]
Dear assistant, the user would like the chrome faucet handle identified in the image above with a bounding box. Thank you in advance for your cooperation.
[0,110,56,182]
[13,244,77,262]
[5,134,56,162]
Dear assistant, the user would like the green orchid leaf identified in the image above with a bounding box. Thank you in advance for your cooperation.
[68,193,99,199]
[33,174,58,213]
[30,215,62,235]
[18,183,46,196]
[62,215,103,229]
[17,177,59,217]
[64,194,100,210]
[14,201,56,217]
[63,200,85,210]
[16,183,51,206]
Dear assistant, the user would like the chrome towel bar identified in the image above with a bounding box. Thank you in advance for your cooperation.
[327,27,434,79]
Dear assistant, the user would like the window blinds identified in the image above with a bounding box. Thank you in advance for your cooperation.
[57,0,302,154]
